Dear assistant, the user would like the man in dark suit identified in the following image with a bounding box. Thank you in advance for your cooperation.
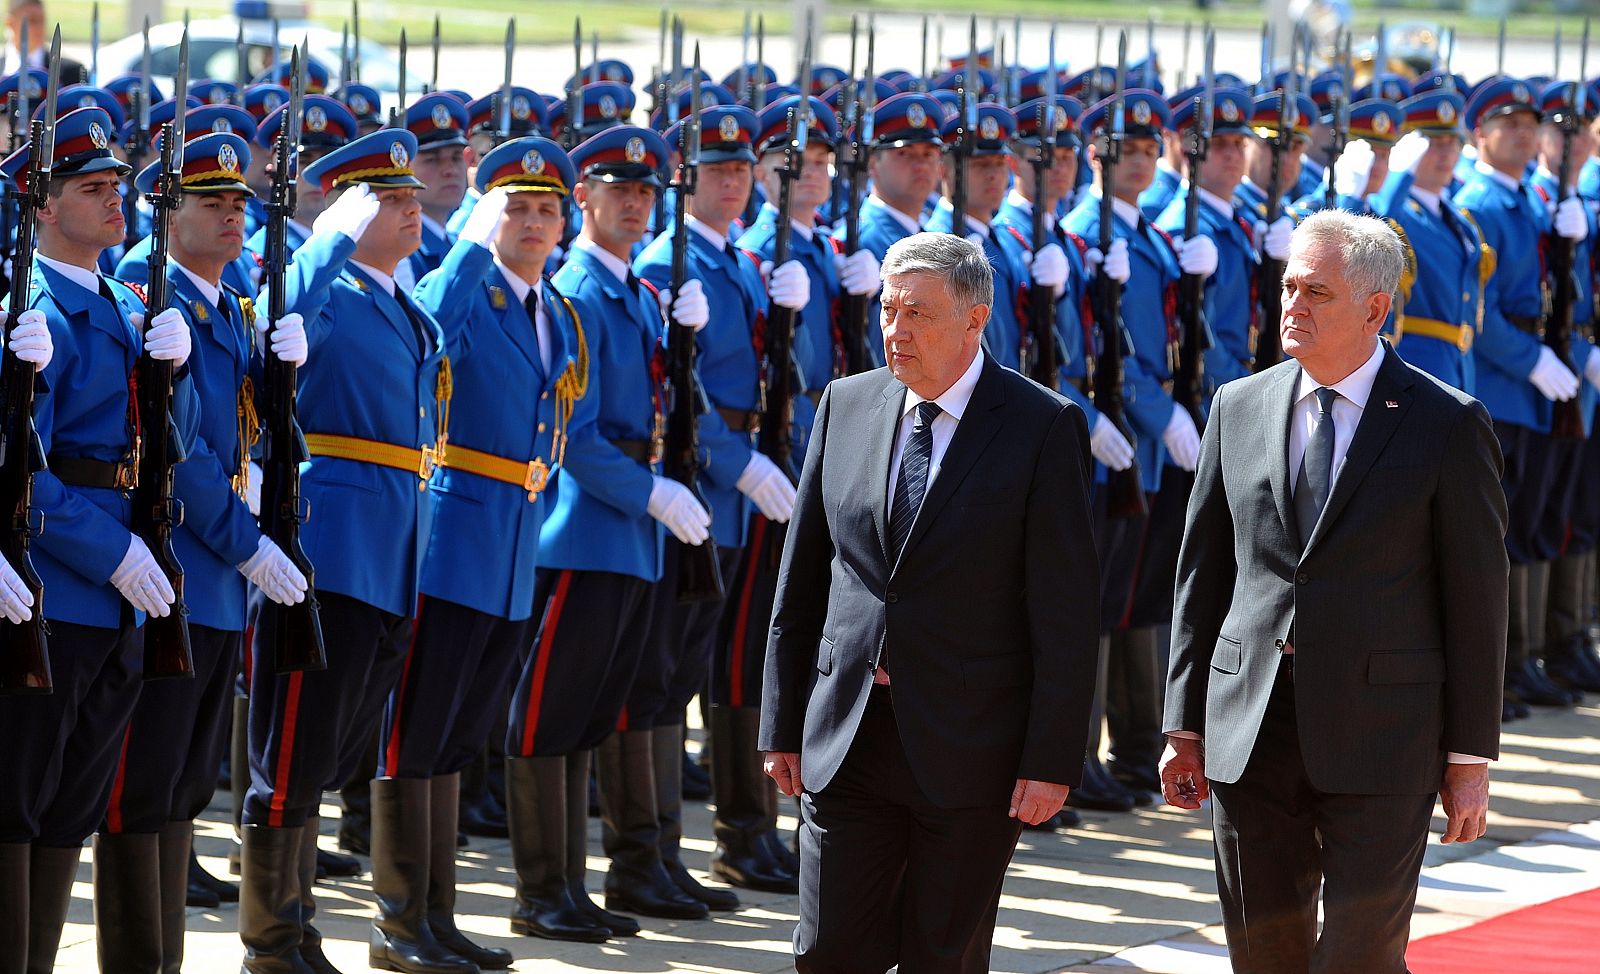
[1161,209,1508,974]
[759,232,1101,973]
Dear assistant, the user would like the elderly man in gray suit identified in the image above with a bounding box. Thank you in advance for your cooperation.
[1161,210,1508,974]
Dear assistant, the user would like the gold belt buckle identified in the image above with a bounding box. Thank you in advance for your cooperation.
[524,459,550,501]
[115,461,139,491]
[418,444,442,490]
[1456,326,1472,353]
[650,434,665,468]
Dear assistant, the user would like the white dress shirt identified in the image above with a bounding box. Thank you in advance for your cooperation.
[173,260,222,311]
[1287,340,1386,496]
[570,236,632,286]
[495,259,553,376]
[866,194,924,236]
[350,259,397,298]
[885,349,984,506]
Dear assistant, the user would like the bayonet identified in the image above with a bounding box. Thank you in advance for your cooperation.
[270,17,279,72]
[590,33,599,84]
[1497,17,1506,77]
[339,23,350,92]
[1180,21,1192,91]
[352,1,362,83]
[430,15,440,93]
[919,16,929,92]
[754,16,766,111]
[90,2,100,86]
[565,18,582,149]
[739,12,750,104]
[139,17,152,134]
[1376,19,1388,79]
[17,18,28,130]
[393,28,407,127]
[497,19,515,143]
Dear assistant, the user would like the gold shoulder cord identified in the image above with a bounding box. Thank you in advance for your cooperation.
[1385,217,1417,343]
[431,356,454,470]
[1457,209,1496,335]
[233,295,263,500]
[551,291,590,472]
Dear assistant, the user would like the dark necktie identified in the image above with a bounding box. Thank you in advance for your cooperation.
[523,291,545,368]
[1438,202,1467,250]
[1293,386,1338,545]
[889,401,943,560]
[394,289,431,359]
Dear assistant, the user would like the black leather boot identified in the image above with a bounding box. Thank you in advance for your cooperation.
[426,773,512,968]
[708,706,798,893]
[597,730,709,919]
[158,822,194,973]
[1071,635,1136,813]
[239,825,313,974]
[652,724,739,911]
[1546,553,1600,693]
[681,746,712,802]
[1,843,27,972]
[564,750,639,937]
[368,777,478,973]
[28,844,81,974]
[93,831,163,974]
[759,777,800,877]
[1105,626,1164,798]
[339,735,377,855]
[296,814,342,974]
[188,846,235,906]
[1515,561,1579,706]
[505,755,609,942]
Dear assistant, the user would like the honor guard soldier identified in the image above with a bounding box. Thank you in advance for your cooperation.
[1294,99,1405,216]
[1140,114,1187,220]
[1371,91,1486,395]
[926,102,1032,371]
[1236,92,1315,262]
[0,105,198,974]
[1155,86,1262,405]
[634,103,810,895]
[442,86,546,237]
[253,57,331,95]
[95,131,310,973]
[398,93,471,292]
[1294,71,1347,201]
[240,127,449,973]
[1455,78,1587,721]
[334,82,386,136]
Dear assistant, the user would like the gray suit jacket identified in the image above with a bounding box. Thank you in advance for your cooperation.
[1164,342,1508,795]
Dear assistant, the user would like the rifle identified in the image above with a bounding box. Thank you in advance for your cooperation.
[564,19,583,150]
[0,28,57,694]
[1090,31,1148,519]
[259,48,325,672]
[135,31,193,680]
[738,12,751,106]
[352,1,363,83]
[1547,24,1589,440]
[839,22,875,375]
[1253,70,1297,372]
[122,17,153,251]
[494,19,515,145]
[754,17,767,112]
[664,44,724,603]
[90,3,100,86]
[829,15,859,230]
[1023,25,1061,389]
[1174,29,1214,431]
[950,17,977,232]
[918,16,929,92]
[429,15,440,94]
[1323,30,1352,210]
[390,29,407,128]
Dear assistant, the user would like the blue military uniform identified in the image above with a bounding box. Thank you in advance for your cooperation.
[1139,160,1183,221]
[400,94,472,289]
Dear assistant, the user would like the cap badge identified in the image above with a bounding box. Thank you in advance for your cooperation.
[431,103,454,129]
[351,93,370,115]
[209,89,228,104]
[219,142,240,173]
[600,94,618,119]
[306,105,328,132]
[78,94,96,109]
[1373,112,1392,134]
[719,113,741,141]
[390,140,410,168]
[513,94,530,120]
[521,149,544,175]
[1132,100,1152,125]
[979,114,1000,140]
[625,135,647,162]
[907,102,927,128]
[88,122,109,149]
[605,65,624,82]
[1514,83,1530,103]
[1220,100,1241,122]
[1438,101,1456,123]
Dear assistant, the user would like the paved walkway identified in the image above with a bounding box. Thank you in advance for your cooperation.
[51,700,1600,973]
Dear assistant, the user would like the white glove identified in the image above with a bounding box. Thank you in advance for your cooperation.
[1333,139,1375,199]
[735,451,796,523]
[1088,414,1135,471]
[245,460,262,517]
[252,311,308,366]
[1584,346,1600,393]
[835,248,882,297]
[237,535,308,606]
[646,475,712,545]
[459,186,509,248]
[1176,235,1219,279]
[1085,237,1131,284]
[0,556,33,623]
[1,309,52,371]
[658,278,709,331]
[1262,216,1294,261]
[1555,196,1588,241]
[312,182,382,243]
[767,259,811,311]
[1162,403,1201,471]
[1389,131,1430,177]
[1029,242,1068,296]
[110,534,176,617]
[1529,346,1581,401]
[142,307,192,366]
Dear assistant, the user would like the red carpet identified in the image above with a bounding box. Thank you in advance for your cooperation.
[1408,886,1600,973]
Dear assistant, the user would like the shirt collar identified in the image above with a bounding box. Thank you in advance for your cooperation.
[420,212,448,242]
[350,259,397,297]
[1296,341,1386,411]
[867,193,924,235]
[1110,196,1143,228]
[1005,189,1033,216]
[36,253,102,293]
[1474,158,1521,192]
[1197,186,1234,217]
[960,211,992,236]
[1410,186,1443,215]
[172,260,221,308]
[790,218,814,242]
[495,257,536,306]
[571,236,632,285]
[686,216,730,252]
[904,349,985,422]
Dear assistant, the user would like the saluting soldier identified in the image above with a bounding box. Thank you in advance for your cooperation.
[1293,99,1405,217]
[94,131,310,973]
[0,105,197,974]
[443,85,546,236]
[1235,92,1314,268]
[398,92,471,293]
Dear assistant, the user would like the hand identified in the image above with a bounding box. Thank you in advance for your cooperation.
[1584,346,1600,393]
[1555,196,1588,241]
[1085,237,1131,283]
[1009,778,1071,826]
[254,311,307,366]
[767,259,812,311]
[1389,131,1431,177]
[1529,346,1581,401]
[0,556,33,623]
[646,475,712,545]
[1089,413,1136,471]
[244,460,262,517]
[312,183,382,243]
[1159,736,1209,809]
[2,309,52,371]
[1029,242,1069,296]
[764,751,805,797]
[1438,762,1490,844]
[659,278,709,331]
[1162,404,1201,472]
[1333,138,1375,198]
[458,186,509,248]
[1263,216,1294,261]
[736,451,796,523]
[237,536,309,606]
[835,248,882,296]
[110,534,176,617]
[1176,235,1219,279]
[143,307,191,366]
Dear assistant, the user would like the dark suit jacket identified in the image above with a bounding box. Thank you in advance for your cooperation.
[758,353,1101,807]
[1164,342,1508,796]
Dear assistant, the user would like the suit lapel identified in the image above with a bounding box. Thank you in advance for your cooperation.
[1303,344,1414,556]
[899,356,1006,561]
[1266,361,1301,542]
[869,374,907,566]
[350,266,422,360]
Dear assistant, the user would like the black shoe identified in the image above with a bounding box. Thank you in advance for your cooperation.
[459,796,509,840]
[1108,760,1162,795]
[1023,808,1080,832]
[189,848,239,903]
[427,775,513,970]
[1502,700,1522,722]
[1507,658,1576,707]
[709,839,799,894]
[1547,636,1600,693]
[567,882,640,937]
[681,750,712,802]
[1068,761,1136,813]
[317,848,362,879]
[336,822,370,856]
[187,872,221,907]
[663,858,740,911]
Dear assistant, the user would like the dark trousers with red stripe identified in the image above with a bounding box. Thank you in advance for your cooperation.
[629,541,742,729]
[379,596,534,778]
[506,568,654,758]
[0,618,143,846]
[1125,467,1191,629]
[1089,488,1148,636]
[1569,405,1600,555]
[103,624,239,833]
[712,515,781,708]
[1497,422,1582,565]
[245,591,411,828]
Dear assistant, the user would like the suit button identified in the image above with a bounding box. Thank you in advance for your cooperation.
[418,407,426,418]
[541,391,549,400]
[887,592,899,604]
[537,422,547,433]
[1274,639,1284,649]
[1296,572,1309,584]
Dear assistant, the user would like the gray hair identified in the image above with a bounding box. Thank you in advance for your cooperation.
[881,232,994,311]
[1292,209,1404,301]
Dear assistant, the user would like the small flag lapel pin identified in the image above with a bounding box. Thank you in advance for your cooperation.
[1384,400,1399,408]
